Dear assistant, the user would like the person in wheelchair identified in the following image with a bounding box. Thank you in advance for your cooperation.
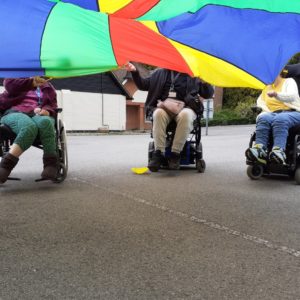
[0,76,58,183]
[124,62,214,171]
[246,68,300,165]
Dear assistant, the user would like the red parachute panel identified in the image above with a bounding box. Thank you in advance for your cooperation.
[112,0,159,19]
[109,17,192,75]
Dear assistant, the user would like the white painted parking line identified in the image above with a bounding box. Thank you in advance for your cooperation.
[72,177,300,259]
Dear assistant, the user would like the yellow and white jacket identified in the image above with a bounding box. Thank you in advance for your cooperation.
[257,78,300,112]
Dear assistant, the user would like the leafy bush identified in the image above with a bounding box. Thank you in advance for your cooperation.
[234,98,256,121]
[213,108,239,120]
[289,53,300,64]
[212,86,259,125]
[223,87,260,109]
[201,108,255,126]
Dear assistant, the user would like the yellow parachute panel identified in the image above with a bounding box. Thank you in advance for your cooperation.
[171,41,265,89]
[98,0,133,14]
[141,21,265,89]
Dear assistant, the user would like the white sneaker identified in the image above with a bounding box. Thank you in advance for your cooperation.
[269,146,286,165]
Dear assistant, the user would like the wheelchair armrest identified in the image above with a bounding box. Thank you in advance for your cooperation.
[251,106,262,114]
[0,124,16,140]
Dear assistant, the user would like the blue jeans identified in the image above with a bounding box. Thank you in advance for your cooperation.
[256,111,300,150]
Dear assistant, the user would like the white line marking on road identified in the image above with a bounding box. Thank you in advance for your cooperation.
[72,177,300,259]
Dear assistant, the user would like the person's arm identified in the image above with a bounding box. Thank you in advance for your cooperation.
[3,78,34,97]
[124,62,150,91]
[0,79,27,111]
[40,84,58,117]
[0,92,17,111]
[272,78,300,103]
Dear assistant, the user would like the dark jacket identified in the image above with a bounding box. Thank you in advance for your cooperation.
[131,68,214,117]
[0,78,57,117]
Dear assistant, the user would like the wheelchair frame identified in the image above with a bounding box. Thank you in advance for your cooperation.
[0,108,68,183]
[148,114,206,172]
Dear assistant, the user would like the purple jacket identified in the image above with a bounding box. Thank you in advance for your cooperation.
[0,78,57,116]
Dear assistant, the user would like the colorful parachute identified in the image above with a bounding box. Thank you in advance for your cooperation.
[1,0,300,89]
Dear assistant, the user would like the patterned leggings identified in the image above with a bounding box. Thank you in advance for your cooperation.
[1,112,56,155]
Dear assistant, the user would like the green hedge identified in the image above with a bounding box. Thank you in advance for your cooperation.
[201,108,256,126]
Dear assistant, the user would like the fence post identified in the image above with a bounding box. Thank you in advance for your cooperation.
[203,98,214,136]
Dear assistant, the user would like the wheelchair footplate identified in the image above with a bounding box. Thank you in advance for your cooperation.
[246,159,292,180]
[7,176,21,181]
[35,176,59,183]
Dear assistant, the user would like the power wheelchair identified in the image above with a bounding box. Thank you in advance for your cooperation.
[246,68,300,184]
[246,118,300,184]
[148,112,206,172]
[0,108,68,183]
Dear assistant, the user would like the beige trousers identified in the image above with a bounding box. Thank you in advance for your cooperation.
[152,107,196,154]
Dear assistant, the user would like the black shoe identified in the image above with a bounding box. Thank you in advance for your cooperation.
[168,152,181,170]
[41,154,58,180]
[148,150,163,172]
[0,153,19,183]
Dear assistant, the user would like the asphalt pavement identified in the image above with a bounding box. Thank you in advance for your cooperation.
[0,125,299,300]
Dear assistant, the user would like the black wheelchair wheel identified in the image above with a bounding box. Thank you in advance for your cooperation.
[148,141,154,163]
[55,119,68,183]
[55,163,67,183]
[246,164,263,180]
[294,168,300,185]
[196,158,206,173]
[196,142,203,160]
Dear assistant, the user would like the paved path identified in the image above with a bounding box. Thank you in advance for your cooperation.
[0,125,299,300]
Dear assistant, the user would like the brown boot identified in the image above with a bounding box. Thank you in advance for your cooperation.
[0,153,19,183]
[41,154,58,180]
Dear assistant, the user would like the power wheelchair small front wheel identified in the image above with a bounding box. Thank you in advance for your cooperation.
[246,164,264,180]
[196,158,206,173]
[294,168,300,185]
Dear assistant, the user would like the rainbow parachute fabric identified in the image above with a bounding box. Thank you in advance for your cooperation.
[1,0,300,89]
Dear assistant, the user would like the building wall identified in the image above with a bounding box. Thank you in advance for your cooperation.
[132,89,148,103]
[102,94,126,131]
[214,87,224,109]
[57,90,126,131]
[126,105,139,130]
[124,80,151,130]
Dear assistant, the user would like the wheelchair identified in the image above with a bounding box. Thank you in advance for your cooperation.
[246,67,300,184]
[246,112,300,184]
[0,108,68,183]
[148,112,206,172]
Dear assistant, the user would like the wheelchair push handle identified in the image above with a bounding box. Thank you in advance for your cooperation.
[55,108,63,113]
